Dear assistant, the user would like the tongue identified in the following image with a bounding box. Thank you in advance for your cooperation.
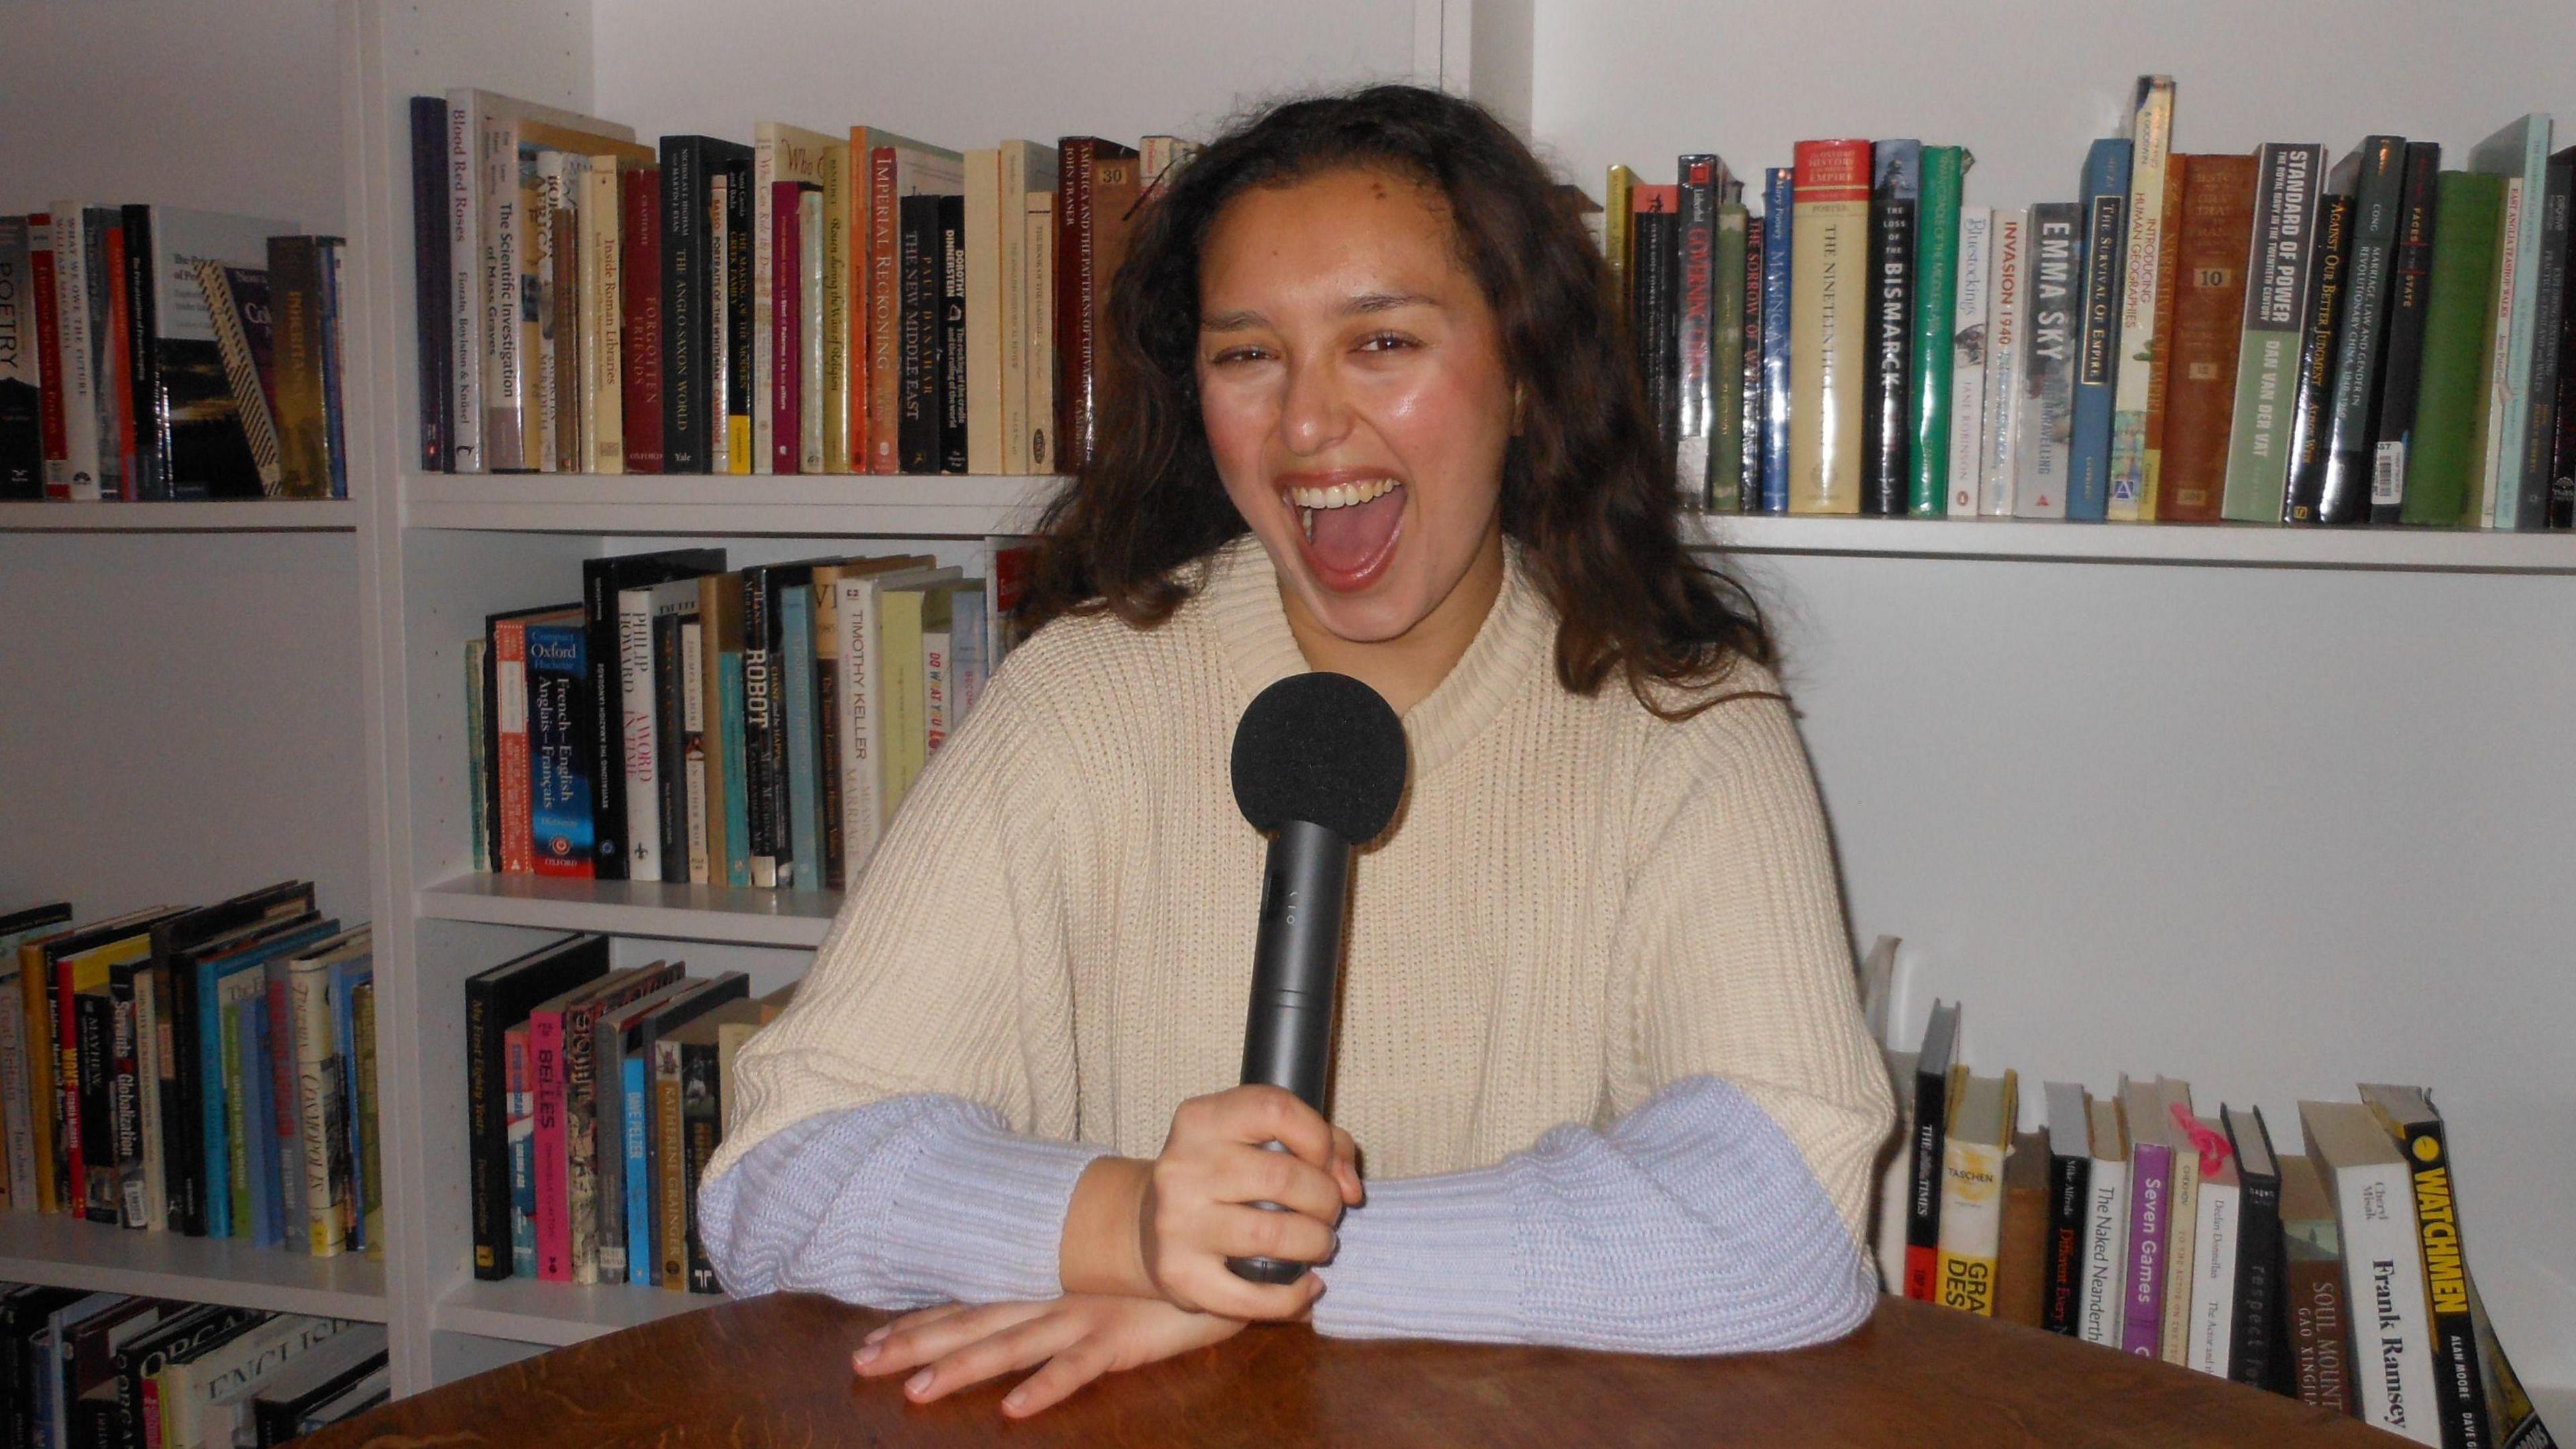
[1309,486,1405,575]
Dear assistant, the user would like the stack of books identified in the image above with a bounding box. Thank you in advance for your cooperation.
[0,890,382,1260]
[411,89,1198,478]
[0,212,352,502]
[1876,987,2555,1449]
[464,541,1031,888]
[0,1288,385,1446]
[461,932,793,1293]
[1611,79,2576,531]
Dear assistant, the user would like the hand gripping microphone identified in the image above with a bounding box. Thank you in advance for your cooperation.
[1225,672,1409,1285]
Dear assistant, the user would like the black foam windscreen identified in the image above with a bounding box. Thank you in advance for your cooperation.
[1230,672,1409,844]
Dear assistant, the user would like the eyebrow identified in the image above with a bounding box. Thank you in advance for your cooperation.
[1199,290,1441,332]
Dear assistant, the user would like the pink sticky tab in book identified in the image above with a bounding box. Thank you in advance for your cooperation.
[2171,1102,2233,1177]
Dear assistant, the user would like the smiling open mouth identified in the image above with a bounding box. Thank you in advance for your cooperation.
[1290,478,1407,585]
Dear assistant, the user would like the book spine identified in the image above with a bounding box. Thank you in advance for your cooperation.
[739,568,782,888]
[1758,168,1794,513]
[2121,1140,2171,1356]
[2340,1161,2440,1440]
[101,212,136,499]
[224,989,258,1240]
[723,161,754,473]
[1673,159,1721,509]
[682,618,710,884]
[1935,1133,2004,1315]
[28,221,69,500]
[2224,144,2326,522]
[587,164,623,474]
[660,140,704,472]
[2233,1171,2286,1390]
[75,989,115,1222]
[2385,1120,2491,1449]
[823,145,853,474]
[0,217,41,498]
[623,1051,652,1282]
[0,968,34,1206]
[1945,205,1990,517]
[2158,1140,2198,1366]
[48,210,103,500]
[769,183,802,474]
[2403,173,2508,527]
[1862,142,1919,515]
[654,1037,688,1287]
[1713,204,1750,512]
[651,610,690,881]
[2070,141,2133,521]
[2137,157,2186,518]
[1026,189,1058,472]
[531,1008,573,1280]
[446,98,484,472]
[108,979,145,1225]
[618,590,661,881]
[481,121,527,472]
[720,651,752,887]
[800,190,825,473]
[2190,1179,2240,1377]
[967,149,1006,474]
[540,163,572,474]
[1056,138,1098,469]
[525,624,596,878]
[680,1036,722,1291]
[2017,205,2080,517]
[1739,215,1765,512]
[837,576,884,871]
[2318,138,2408,524]
[1631,198,1677,460]
[1789,142,1872,514]
[2159,155,2260,521]
[898,195,940,472]
[1900,1064,1947,1301]
[1980,209,2025,515]
[52,957,86,1213]
[2289,1246,2359,1414]
[813,576,847,889]
[506,1023,534,1275]
[2044,1146,2088,1336]
[2516,156,2571,529]
[466,981,504,1275]
[866,144,900,473]
[190,965,227,1237]
[2285,193,2358,522]
[2109,80,2175,519]
[924,627,951,755]
[265,967,307,1250]
[782,586,820,886]
[1911,147,1964,515]
[2482,182,2530,529]
[119,205,162,500]
[289,967,344,1255]
[412,98,453,471]
[268,237,331,498]
[751,138,777,474]
[938,195,968,473]
[2371,144,2443,525]
[584,569,629,882]
[621,168,663,472]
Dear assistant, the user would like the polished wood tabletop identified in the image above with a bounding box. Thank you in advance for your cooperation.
[303,1292,2399,1448]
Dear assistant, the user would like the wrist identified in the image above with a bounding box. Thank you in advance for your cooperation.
[1060,1155,1155,1299]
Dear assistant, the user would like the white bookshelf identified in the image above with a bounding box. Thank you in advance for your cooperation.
[5,0,2569,1416]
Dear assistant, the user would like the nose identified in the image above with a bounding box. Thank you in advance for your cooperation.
[1277,353,1354,457]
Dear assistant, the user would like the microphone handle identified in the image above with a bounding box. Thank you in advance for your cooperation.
[1228,817,1348,1285]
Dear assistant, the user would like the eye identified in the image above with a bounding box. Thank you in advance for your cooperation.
[1356,331,1421,354]
[1207,345,1273,366]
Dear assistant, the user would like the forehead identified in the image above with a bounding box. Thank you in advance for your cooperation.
[1199,166,1464,297]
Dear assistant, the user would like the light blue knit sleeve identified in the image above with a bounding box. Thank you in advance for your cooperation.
[697,1076,1875,1353]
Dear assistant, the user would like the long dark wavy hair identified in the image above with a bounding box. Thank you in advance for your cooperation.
[1020,83,1776,716]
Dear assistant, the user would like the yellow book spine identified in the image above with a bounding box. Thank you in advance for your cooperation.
[1604,164,1635,321]
[1937,1133,2006,1316]
[1790,142,1873,514]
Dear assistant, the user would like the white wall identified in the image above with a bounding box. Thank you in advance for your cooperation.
[1529,0,2576,1395]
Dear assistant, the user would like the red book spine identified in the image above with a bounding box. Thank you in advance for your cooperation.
[1055,138,1097,470]
[531,1006,571,1281]
[265,973,298,1225]
[1793,140,1873,202]
[771,182,802,474]
[621,168,664,473]
[28,219,68,500]
[54,957,85,1208]
[102,222,137,498]
[493,619,536,874]
[866,146,900,474]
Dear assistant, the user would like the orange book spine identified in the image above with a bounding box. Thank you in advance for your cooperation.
[2139,157,2190,510]
[2157,156,2261,521]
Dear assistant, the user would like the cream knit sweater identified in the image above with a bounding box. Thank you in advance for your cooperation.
[710,534,1893,1253]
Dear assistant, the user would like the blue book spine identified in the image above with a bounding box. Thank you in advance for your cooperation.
[1759,166,1795,513]
[243,998,278,1248]
[720,653,752,888]
[624,1053,653,1284]
[197,965,233,1240]
[781,586,820,890]
[525,622,596,875]
[332,961,371,1253]
[510,1042,536,1277]
[2068,138,2133,521]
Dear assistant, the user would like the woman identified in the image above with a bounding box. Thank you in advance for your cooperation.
[698,83,1893,1418]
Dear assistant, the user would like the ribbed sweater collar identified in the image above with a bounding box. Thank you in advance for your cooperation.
[1198,533,1552,779]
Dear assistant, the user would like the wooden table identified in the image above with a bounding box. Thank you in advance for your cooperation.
[303,1293,2399,1447]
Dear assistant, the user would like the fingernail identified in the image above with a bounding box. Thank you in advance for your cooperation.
[1002,1390,1028,1411]
[906,1369,934,1396]
[863,1325,892,1344]
[853,1344,879,1366]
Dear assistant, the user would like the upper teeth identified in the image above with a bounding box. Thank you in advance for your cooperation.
[1289,478,1398,509]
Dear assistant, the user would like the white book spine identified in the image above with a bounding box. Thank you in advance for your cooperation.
[1947,207,1992,517]
[2078,1155,2130,1346]
[838,576,888,870]
[1000,148,1032,475]
[480,118,525,473]
[751,134,777,474]
[133,973,165,1230]
[1980,210,2026,515]
[706,175,732,473]
[2338,1161,2441,1444]
[617,590,661,881]
[48,207,101,501]
[965,148,1005,476]
[1026,193,1058,474]
[680,619,710,884]
[2189,1177,2240,1377]
[586,163,624,474]
[531,152,570,474]
[290,965,344,1255]
[445,93,484,472]
[800,190,826,473]
[2479,178,2527,528]
[0,985,33,1208]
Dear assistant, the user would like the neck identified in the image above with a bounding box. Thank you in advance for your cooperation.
[1279,521,1507,716]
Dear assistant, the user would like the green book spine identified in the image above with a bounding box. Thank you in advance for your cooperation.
[1711,205,1750,512]
[1911,146,1966,514]
[221,992,253,1238]
[2224,144,2328,521]
[719,651,751,888]
[2401,172,2507,526]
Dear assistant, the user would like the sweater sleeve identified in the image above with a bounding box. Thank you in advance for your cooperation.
[1604,684,1896,1251]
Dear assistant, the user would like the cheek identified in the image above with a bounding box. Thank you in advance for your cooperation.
[1198,371,1279,519]
[1362,360,1513,502]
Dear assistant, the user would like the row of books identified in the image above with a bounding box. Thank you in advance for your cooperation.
[461,932,790,1291]
[0,1290,384,1449]
[1877,998,2554,1449]
[1617,78,2576,530]
[466,541,1029,888]
[0,212,352,503]
[0,891,382,1260]
[411,89,1197,479]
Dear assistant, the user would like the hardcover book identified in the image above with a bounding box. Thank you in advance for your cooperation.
[2303,1099,2438,1444]
[2465,115,2553,529]
[2224,1104,2290,1394]
[750,123,843,476]
[2156,155,2259,521]
[1672,156,1723,508]
[2041,1080,2092,1336]
[463,933,608,1279]
[2316,136,2410,524]
[856,129,965,474]
[1788,141,1872,514]
[585,549,725,881]
[2402,172,2508,527]
[2015,203,2081,517]
[2284,191,2358,522]
[1758,166,1794,513]
[1862,139,1920,516]
[2369,143,2445,524]
[1909,146,1967,515]
[1630,186,1680,460]
[1946,205,1991,517]
[2069,139,2133,521]
[0,218,39,498]
[2223,144,2328,522]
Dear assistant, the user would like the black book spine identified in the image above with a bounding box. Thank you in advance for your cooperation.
[2043,1147,2090,1336]
[723,160,754,453]
[582,561,629,882]
[1863,158,1920,516]
[1674,158,1720,510]
[680,1036,722,1292]
[898,194,942,473]
[938,194,969,474]
[2369,142,2442,525]
[76,988,118,1224]
[652,609,691,883]
[0,218,40,498]
[167,955,202,1235]
[148,966,185,1232]
[816,598,845,891]
[2233,1166,2287,1391]
[2386,1118,2491,1449]
[121,204,164,500]
[2521,152,2573,531]
[2284,193,2357,523]
[660,138,706,472]
[1629,209,1678,453]
[108,971,144,1228]
[1902,1065,1948,1295]
[466,981,508,1278]
[739,564,781,887]
[410,95,451,472]
[2318,138,2408,524]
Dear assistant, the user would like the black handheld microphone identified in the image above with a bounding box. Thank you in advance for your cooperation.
[1225,672,1408,1285]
